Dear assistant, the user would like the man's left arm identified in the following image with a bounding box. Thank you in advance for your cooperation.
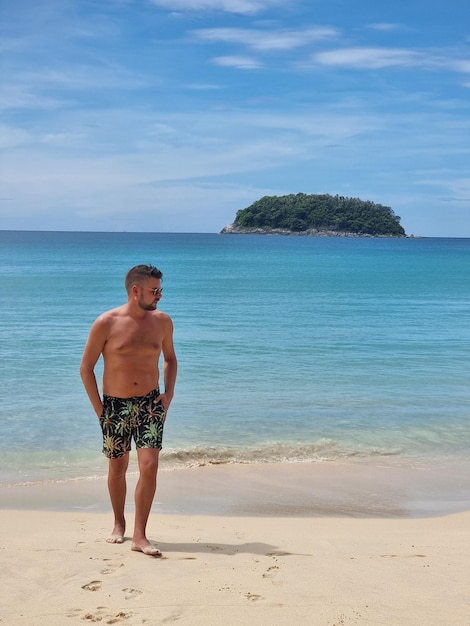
[160,317,177,411]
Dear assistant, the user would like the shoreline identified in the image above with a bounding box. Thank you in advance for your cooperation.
[2,458,469,518]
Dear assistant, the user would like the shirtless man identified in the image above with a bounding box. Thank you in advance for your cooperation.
[80,265,177,557]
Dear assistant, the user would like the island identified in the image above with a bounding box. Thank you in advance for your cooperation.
[220,193,407,237]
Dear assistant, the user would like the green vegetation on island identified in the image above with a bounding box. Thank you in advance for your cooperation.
[221,193,406,237]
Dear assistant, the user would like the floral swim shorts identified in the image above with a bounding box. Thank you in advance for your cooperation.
[99,388,166,459]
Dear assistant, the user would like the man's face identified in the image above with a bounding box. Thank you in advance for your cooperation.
[137,279,163,311]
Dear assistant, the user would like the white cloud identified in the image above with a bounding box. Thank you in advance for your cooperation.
[312,47,470,76]
[366,23,406,32]
[0,125,31,149]
[186,83,224,90]
[443,177,470,201]
[452,60,470,73]
[194,26,339,51]
[314,47,422,69]
[0,63,152,113]
[149,0,284,15]
[211,55,262,69]
[0,36,28,53]
[0,85,66,111]
[14,65,150,92]
[40,132,90,147]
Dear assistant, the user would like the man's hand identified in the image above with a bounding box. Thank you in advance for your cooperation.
[157,392,173,412]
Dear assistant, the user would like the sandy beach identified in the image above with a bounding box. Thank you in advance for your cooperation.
[1,462,470,625]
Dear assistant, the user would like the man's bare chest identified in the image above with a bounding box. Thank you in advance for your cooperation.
[107,320,162,355]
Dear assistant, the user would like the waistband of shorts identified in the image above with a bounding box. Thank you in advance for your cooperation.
[103,388,160,402]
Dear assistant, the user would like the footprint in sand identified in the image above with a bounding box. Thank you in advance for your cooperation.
[81,580,102,592]
[245,592,264,602]
[380,553,427,559]
[161,610,185,623]
[101,560,125,575]
[83,609,132,623]
[122,587,143,600]
[263,564,281,585]
[106,612,132,624]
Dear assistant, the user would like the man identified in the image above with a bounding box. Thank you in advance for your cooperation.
[80,264,177,557]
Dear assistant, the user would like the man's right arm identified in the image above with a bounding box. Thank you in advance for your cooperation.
[80,316,108,418]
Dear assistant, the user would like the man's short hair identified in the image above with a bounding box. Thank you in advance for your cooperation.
[125,264,163,293]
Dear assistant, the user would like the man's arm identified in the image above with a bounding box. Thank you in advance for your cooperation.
[160,316,177,411]
[80,317,108,418]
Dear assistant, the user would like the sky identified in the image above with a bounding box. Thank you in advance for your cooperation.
[1,0,469,236]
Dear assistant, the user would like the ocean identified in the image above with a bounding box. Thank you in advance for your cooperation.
[1,231,469,491]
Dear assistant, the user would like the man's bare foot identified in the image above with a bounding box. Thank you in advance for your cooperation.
[131,541,162,557]
[106,524,125,544]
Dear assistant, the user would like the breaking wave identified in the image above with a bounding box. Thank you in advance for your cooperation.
[160,439,401,469]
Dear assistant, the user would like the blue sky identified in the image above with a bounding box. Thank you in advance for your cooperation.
[1,0,469,236]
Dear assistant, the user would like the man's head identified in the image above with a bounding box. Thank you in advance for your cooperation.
[125,264,163,293]
[125,265,163,311]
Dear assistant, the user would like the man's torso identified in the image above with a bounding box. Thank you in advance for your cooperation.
[101,307,166,398]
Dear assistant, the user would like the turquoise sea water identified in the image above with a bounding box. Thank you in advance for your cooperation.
[1,231,469,486]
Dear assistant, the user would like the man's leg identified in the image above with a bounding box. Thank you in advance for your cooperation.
[106,453,129,543]
[131,447,161,556]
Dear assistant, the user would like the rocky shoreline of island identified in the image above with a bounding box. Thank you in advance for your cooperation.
[220,224,416,238]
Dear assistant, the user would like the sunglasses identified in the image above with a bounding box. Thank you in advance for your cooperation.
[147,287,163,296]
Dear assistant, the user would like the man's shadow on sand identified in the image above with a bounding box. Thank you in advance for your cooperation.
[153,541,295,557]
